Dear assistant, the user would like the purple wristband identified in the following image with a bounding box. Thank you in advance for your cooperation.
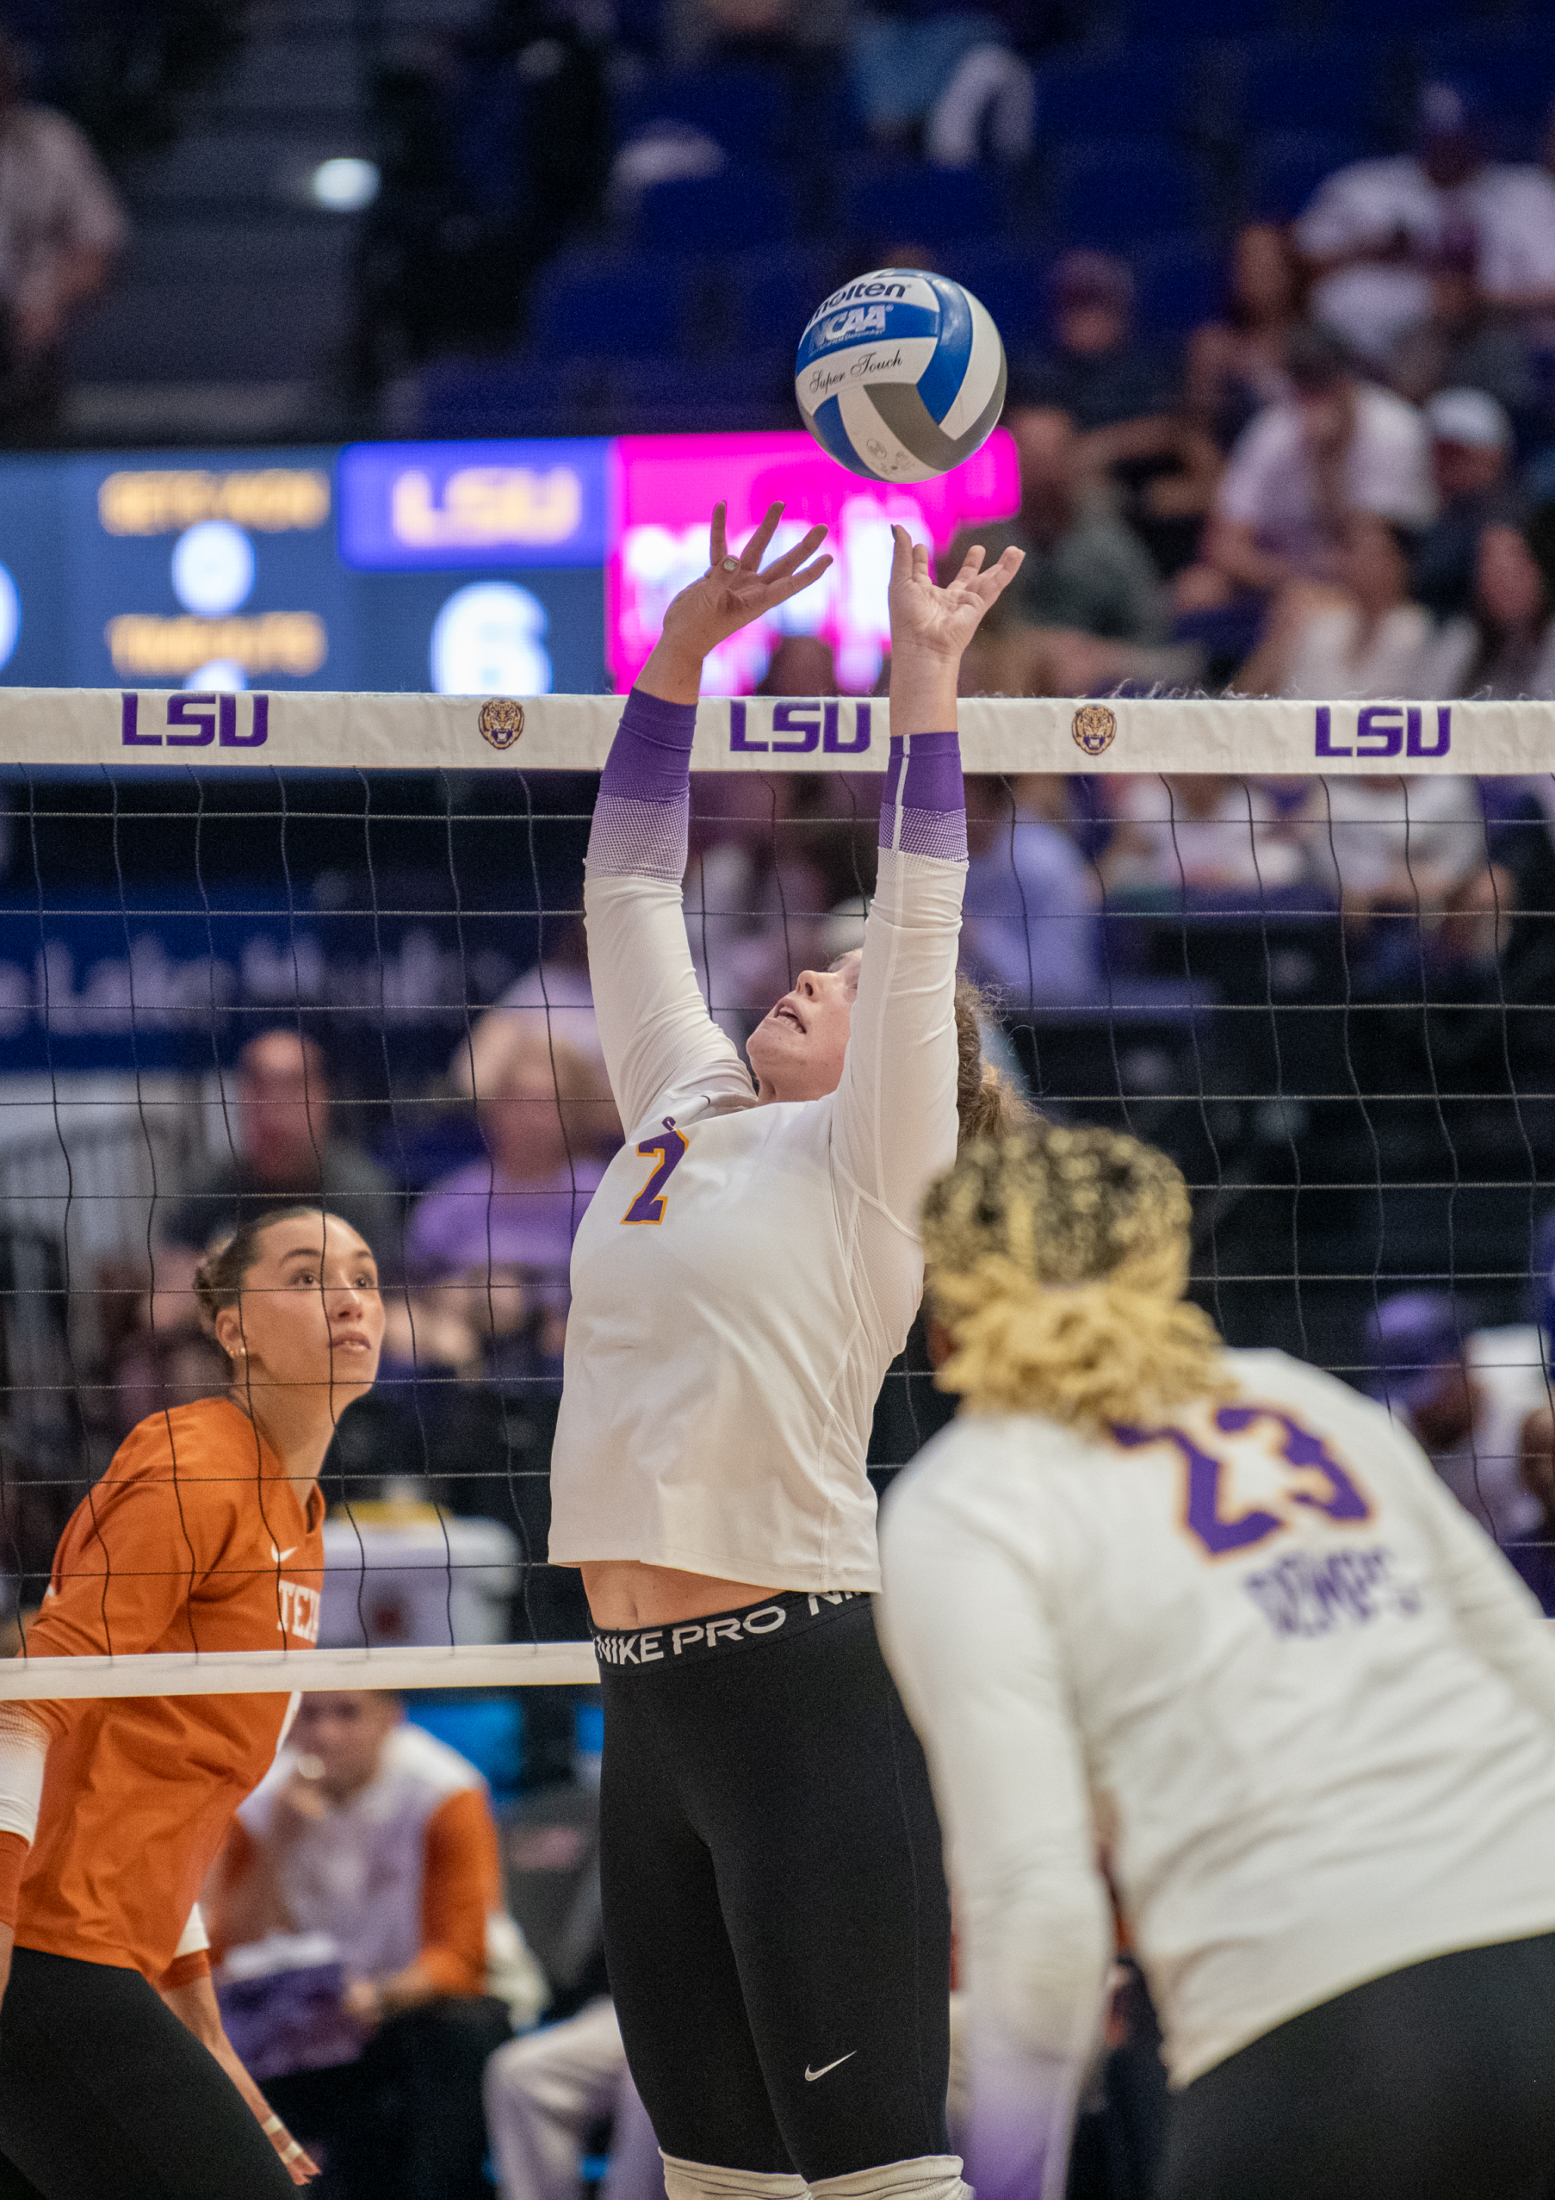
[590,688,699,882]
[599,688,698,805]
[880,730,967,862]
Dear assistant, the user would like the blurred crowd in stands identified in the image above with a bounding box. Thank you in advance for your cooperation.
[2,7,1555,2192]
[3,1,1555,718]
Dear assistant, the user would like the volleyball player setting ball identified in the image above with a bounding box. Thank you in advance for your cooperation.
[0,1208,383,2200]
[879,1121,1555,2200]
[547,504,1024,2200]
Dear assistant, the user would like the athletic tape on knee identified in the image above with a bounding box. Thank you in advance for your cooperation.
[661,2153,808,2200]
[807,2154,970,2200]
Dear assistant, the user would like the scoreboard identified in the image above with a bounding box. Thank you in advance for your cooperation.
[0,431,1018,699]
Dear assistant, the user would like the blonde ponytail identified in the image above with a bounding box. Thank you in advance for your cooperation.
[922,1122,1228,1434]
[952,975,1032,1147]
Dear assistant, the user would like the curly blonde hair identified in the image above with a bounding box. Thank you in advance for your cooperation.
[922,1119,1228,1433]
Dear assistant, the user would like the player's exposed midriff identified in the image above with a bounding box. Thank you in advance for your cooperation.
[581,1559,783,1630]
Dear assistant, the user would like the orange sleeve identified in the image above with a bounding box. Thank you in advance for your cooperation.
[156,1949,212,1991]
[416,1788,499,1998]
[0,1831,27,1929]
[20,1421,231,1744]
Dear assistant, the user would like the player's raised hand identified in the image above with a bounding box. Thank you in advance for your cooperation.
[887,526,1024,665]
[640,502,831,703]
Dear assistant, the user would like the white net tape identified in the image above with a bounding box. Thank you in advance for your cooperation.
[0,1643,599,1699]
[0,687,1544,777]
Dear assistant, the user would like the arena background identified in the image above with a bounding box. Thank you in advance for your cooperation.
[0,10,1553,2184]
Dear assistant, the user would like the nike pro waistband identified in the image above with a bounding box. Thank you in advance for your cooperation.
[592,1588,863,1671]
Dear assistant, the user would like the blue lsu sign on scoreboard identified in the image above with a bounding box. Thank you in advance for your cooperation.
[336,438,610,570]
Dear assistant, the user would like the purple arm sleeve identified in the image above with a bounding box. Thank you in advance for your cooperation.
[879,730,968,862]
[588,689,698,881]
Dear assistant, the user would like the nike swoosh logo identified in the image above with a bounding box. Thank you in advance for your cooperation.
[271,1544,298,1563]
[804,2054,856,2083]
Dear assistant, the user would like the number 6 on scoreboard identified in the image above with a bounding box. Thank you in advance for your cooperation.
[622,1119,688,1226]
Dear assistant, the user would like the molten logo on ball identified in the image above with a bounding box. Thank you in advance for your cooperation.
[479,697,525,749]
[795,267,1007,484]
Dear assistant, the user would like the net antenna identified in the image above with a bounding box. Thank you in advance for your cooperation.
[1,686,1551,1700]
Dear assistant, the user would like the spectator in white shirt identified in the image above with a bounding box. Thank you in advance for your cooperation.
[1388,232,1539,427]
[1200,324,1435,602]
[1236,513,1472,701]
[1294,82,1555,365]
[485,1998,663,2200]
[1409,388,1522,624]
[1474,99,1555,316]
[1296,773,1508,976]
[0,28,126,440]
[1362,1292,1548,1553]
[1100,777,1306,897]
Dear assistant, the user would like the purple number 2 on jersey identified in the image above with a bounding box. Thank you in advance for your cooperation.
[621,1119,688,1226]
[1113,1404,1372,1560]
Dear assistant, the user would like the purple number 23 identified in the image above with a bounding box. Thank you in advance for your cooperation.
[1113,1405,1371,1559]
[621,1118,688,1226]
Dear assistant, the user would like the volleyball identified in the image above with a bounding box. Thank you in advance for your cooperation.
[793,268,1008,484]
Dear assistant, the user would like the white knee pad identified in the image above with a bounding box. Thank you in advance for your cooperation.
[808,2157,970,2200]
[661,2156,808,2200]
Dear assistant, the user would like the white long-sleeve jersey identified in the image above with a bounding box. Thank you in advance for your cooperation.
[548,690,965,1593]
[877,1347,1555,2087]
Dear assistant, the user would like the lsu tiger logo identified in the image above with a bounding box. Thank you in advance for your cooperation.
[479,697,526,750]
[1072,702,1117,756]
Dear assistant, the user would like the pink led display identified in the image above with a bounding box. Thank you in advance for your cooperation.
[608,428,1020,695]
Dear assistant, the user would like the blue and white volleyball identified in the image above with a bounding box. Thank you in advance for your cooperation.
[794,269,1007,483]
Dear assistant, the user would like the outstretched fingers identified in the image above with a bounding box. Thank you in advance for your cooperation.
[762,521,829,583]
[740,501,785,569]
[969,542,1026,603]
[709,501,728,569]
[948,543,989,588]
[890,522,916,587]
[765,553,834,607]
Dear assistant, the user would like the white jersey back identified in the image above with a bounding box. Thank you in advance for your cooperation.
[879,1347,1555,2085]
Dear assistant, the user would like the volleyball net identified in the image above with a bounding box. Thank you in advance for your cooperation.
[1,685,1553,1701]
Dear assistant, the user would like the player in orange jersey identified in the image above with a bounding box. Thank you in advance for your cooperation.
[0,1205,384,2200]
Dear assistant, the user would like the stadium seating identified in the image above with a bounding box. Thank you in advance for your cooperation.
[634,167,797,253]
[938,240,1047,350]
[1239,42,1377,140]
[395,0,1554,450]
[1049,141,1208,249]
[1033,47,1195,142]
[1245,131,1366,223]
[1130,232,1223,334]
[529,253,687,360]
[612,63,794,162]
[837,158,1010,249]
[719,247,846,356]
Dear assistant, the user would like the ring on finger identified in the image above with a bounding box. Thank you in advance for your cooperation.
[720,556,740,573]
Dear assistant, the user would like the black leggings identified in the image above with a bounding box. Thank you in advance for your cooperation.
[1162,1931,1555,2200]
[596,1591,952,2183]
[0,1947,296,2200]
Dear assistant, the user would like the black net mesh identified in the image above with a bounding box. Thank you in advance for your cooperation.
[2,759,1553,1705]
